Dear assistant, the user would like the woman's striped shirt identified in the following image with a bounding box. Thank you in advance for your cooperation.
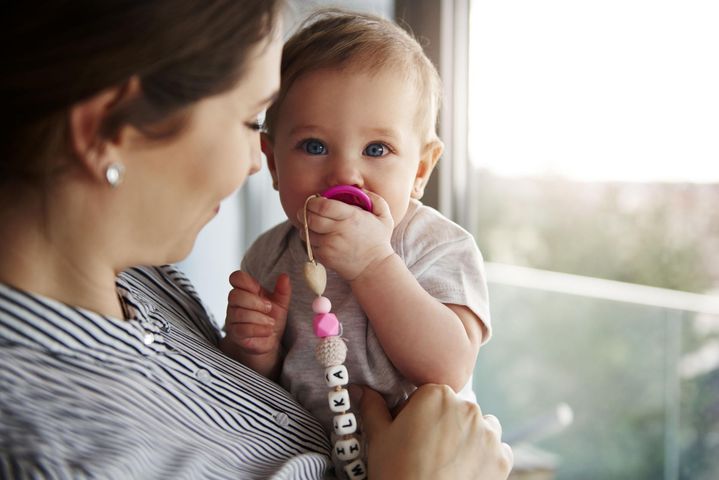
[0,265,333,479]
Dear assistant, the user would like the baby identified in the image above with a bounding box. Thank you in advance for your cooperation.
[222,10,491,436]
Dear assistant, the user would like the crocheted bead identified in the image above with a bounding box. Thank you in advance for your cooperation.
[328,388,350,413]
[333,412,357,435]
[344,459,368,479]
[324,365,349,387]
[312,296,332,314]
[334,437,361,462]
[315,336,347,367]
[313,313,340,337]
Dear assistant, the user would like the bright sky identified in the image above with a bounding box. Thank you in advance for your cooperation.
[468,0,719,183]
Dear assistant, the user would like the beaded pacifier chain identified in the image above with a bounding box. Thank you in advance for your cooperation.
[302,186,372,480]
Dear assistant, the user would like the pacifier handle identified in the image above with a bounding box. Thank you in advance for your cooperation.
[321,185,373,212]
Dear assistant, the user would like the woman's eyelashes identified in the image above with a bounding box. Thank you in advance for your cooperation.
[296,139,393,157]
[245,119,263,132]
[245,111,266,132]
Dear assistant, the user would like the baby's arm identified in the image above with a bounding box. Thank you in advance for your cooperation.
[351,255,484,391]
[303,194,483,392]
[220,271,291,380]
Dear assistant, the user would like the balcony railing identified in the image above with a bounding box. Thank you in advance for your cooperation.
[476,262,719,480]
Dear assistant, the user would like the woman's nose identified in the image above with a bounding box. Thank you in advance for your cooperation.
[249,137,262,175]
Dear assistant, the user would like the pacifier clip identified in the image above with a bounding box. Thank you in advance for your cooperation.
[302,193,367,480]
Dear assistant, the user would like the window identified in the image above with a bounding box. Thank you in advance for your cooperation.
[466,1,719,478]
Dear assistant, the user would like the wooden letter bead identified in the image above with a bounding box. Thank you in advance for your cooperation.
[333,412,357,436]
[328,388,350,413]
[334,437,361,462]
[343,459,368,479]
[324,365,349,388]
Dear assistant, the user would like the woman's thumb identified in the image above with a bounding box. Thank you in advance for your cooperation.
[358,385,391,444]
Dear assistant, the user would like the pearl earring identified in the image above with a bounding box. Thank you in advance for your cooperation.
[105,162,126,188]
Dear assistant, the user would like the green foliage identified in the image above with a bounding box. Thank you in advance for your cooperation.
[469,174,719,479]
[470,173,718,292]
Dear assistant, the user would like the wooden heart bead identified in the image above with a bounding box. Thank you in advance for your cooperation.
[303,261,327,296]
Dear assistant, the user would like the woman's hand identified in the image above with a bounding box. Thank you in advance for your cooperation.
[360,384,513,480]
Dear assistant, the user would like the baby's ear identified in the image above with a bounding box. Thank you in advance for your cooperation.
[412,139,444,199]
[261,133,279,190]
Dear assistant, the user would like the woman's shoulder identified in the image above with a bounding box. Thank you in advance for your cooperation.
[119,265,220,341]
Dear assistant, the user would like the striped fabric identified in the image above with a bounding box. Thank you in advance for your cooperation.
[0,265,333,479]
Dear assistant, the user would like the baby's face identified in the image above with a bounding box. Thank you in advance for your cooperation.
[269,67,428,228]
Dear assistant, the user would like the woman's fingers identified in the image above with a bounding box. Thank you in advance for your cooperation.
[502,442,514,468]
[362,383,513,480]
[483,413,502,437]
[357,386,392,445]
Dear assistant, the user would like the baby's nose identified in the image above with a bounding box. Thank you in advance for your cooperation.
[326,158,363,187]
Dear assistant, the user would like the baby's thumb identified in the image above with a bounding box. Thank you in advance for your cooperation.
[364,191,392,224]
[358,385,391,445]
[271,273,292,309]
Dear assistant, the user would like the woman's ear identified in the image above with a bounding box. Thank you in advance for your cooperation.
[68,77,141,185]
[261,133,279,190]
[412,139,444,199]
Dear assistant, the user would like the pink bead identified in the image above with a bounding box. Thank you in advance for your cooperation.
[313,313,340,337]
[312,296,332,314]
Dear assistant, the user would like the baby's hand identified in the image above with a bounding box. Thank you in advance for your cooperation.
[299,191,395,281]
[222,271,291,377]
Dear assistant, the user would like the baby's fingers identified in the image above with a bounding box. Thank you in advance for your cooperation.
[226,306,274,327]
[225,321,277,354]
[229,270,263,294]
[227,288,272,314]
[225,320,274,339]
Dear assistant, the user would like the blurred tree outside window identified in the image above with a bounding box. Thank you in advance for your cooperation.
[467,1,719,478]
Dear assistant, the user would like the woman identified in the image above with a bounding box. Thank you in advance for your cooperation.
[0,1,512,478]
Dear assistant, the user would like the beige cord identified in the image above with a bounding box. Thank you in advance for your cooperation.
[303,194,321,263]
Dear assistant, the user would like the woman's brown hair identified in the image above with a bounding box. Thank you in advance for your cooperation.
[1,0,283,186]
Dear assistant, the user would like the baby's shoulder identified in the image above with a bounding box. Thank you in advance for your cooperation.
[394,200,474,255]
[242,221,297,276]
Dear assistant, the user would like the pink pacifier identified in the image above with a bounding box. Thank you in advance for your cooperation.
[321,185,373,212]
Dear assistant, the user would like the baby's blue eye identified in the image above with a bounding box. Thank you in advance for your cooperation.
[364,143,386,157]
[302,139,327,155]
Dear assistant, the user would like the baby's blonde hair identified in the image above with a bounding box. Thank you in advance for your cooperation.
[264,9,442,143]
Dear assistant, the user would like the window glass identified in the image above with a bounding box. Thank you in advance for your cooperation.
[468,1,719,478]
